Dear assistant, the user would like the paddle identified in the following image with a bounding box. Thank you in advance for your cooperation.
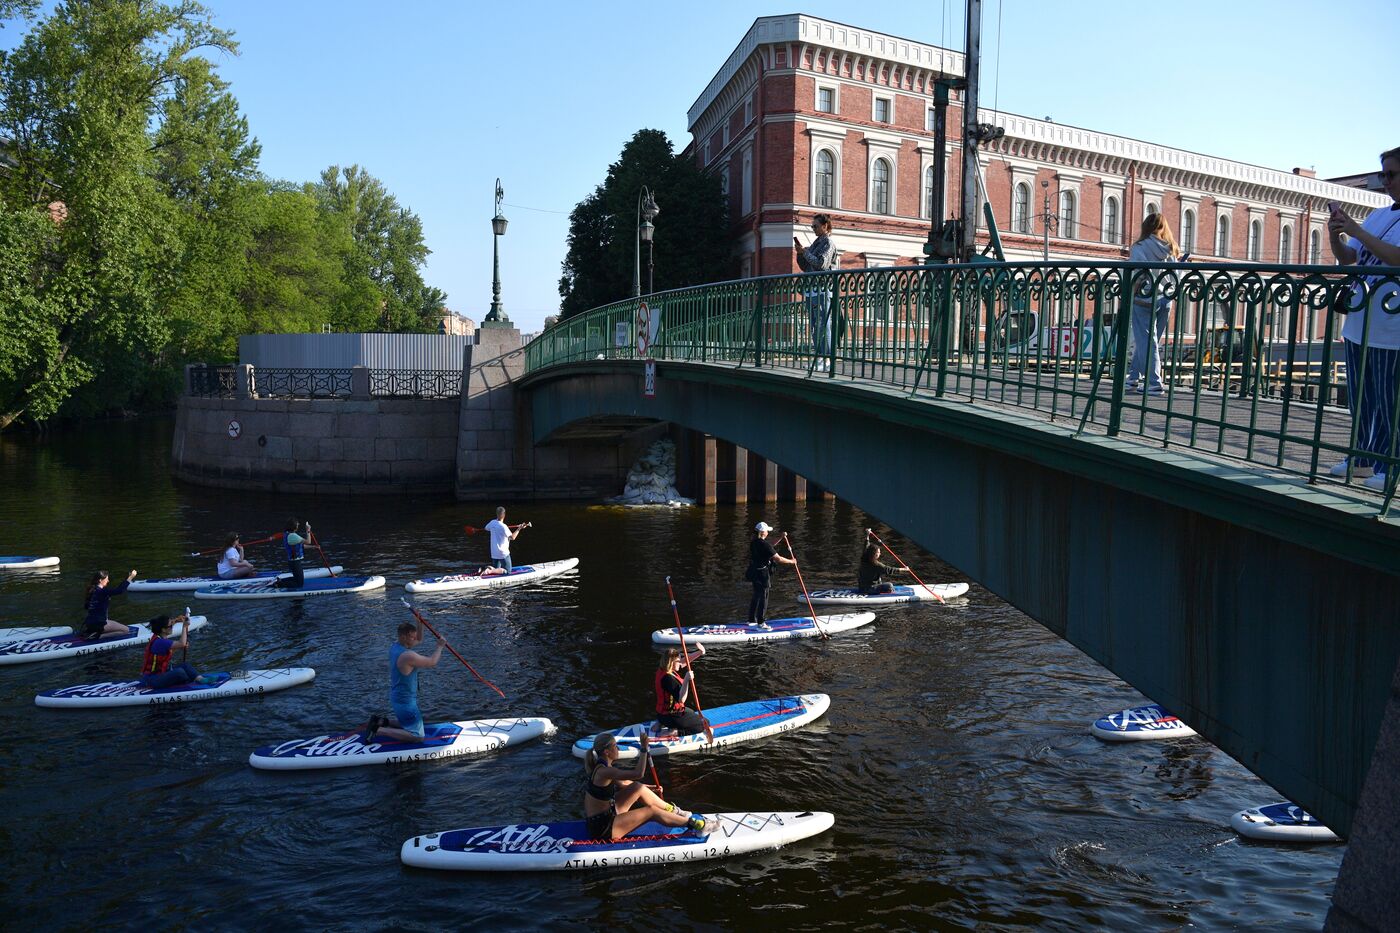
[306,527,337,577]
[865,528,945,604]
[188,533,283,558]
[400,599,506,698]
[462,522,532,535]
[663,576,714,743]
[781,534,829,640]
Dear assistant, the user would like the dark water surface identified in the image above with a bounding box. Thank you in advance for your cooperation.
[0,418,1340,930]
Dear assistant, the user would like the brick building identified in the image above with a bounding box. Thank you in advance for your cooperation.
[688,14,1389,283]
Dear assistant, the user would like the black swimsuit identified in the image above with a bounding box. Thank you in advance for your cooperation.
[584,762,617,838]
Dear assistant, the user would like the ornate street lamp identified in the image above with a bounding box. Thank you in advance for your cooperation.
[484,178,510,326]
[633,186,659,297]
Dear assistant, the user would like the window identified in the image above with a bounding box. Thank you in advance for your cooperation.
[1280,225,1293,264]
[815,150,835,208]
[702,140,710,165]
[926,108,936,132]
[872,158,891,214]
[744,98,753,124]
[1104,196,1120,244]
[1217,215,1231,257]
[1146,202,1159,217]
[924,166,936,218]
[1059,190,1077,239]
[741,149,753,214]
[1013,183,1031,234]
[720,166,730,198]
[1182,209,1196,254]
[1310,229,1322,264]
[1248,220,1262,261]
[722,123,729,147]
[817,86,835,114]
[874,97,892,123]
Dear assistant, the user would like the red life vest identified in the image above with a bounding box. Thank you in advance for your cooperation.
[654,668,685,715]
[142,637,172,677]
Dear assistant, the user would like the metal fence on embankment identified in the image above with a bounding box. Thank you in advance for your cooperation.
[525,260,1400,515]
[185,365,462,400]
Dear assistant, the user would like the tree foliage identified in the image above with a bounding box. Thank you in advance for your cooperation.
[558,129,733,319]
[0,1,446,430]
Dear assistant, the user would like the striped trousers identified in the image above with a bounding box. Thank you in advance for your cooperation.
[1343,338,1400,472]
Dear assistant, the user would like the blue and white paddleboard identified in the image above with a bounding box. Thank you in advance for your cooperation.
[803,582,969,605]
[401,810,835,871]
[1091,704,1196,742]
[249,716,556,770]
[405,558,579,594]
[36,668,315,708]
[572,694,829,759]
[0,625,73,641]
[0,555,60,569]
[130,567,344,592]
[1230,803,1341,843]
[0,616,209,666]
[651,612,876,646]
[194,574,385,600]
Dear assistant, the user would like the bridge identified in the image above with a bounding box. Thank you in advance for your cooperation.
[521,259,1400,929]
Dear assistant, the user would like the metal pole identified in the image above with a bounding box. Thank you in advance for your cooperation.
[647,239,654,295]
[490,233,502,317]
[925,82,950,261]
[633,190,642,298]
[958,0,982,262]
[1042,182,1050,262]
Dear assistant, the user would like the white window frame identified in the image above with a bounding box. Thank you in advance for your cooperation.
[924,166,937,221]
[870,156,893,214]
[808,127,845,210]
[719,161,730,198]
[1102,195,1121,245]
[740,146,753,215]
[926,107,936,132]
[702,139,711,166]
[1182,208,1197,255]
[816,84,837,115]
[1145,201,1160,217]
[873,95,893,124]
[1248,219,1262,261]
[1013,182,1031,234]
[1309,228,1322,264]
[722,122,729,147]
[1279,224,1293,264]
[744,97,753,125]
[1059,190,1077,240]
[813,148,837,209]
[1216,210,1232,258]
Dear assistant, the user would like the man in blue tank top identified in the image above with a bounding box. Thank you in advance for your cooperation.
[365,619,444,743]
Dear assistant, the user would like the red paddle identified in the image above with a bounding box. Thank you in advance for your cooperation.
[188,533,283,557]
[865,528,945,604]
[781,533,829,639]
[401,599,506,698]
[463,522,531,535]
[307,529,337,577]
[664,576,714,743]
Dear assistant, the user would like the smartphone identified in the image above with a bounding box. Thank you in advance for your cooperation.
[1180,252,1191,263]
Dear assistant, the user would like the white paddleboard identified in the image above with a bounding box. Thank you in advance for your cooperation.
[35,668,316,708]
[249,716,556,770]
[0,625,73,641]
[1230,803,1341,843]
[405,558,579,594]
[401,810,835,871]
[195,574,386,600]
[651,612,876,645]
[572,694,829,759]
[0,556,60,569]
[1091,704,1197,742]
[130,567,344,592]
[802,582,969,605]
[0,616,209,666]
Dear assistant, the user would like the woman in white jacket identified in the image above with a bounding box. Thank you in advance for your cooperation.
[1127,213,1181,395]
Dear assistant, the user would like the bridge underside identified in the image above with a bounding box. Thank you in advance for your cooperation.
[523,360,1400,844]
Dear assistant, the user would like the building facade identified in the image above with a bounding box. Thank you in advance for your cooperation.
[688,14,1389,286]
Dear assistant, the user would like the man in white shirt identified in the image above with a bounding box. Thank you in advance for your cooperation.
[484,506,527,572]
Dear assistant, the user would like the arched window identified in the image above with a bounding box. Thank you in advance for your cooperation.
[814,150,835,208]
[1182,209,1196,255]
[1248,219,1262,261]
[1217,215,1231,258]
[1059,190,1076,239]
[1280,225,1293,264]
[925,166,936,219]
[1104,196,1120,244]
[741,149,753,215]
[1013,183,1030,233]
[1309,229,1322,264]
[872,158,891,214]
[1146,202,1159,217]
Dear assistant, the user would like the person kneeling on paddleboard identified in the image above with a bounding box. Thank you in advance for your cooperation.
[655,647,713,741]
[746,522,796,628]
[81,569,138,639]
[857,543,907,595]
[584,733,708,840]
[275,519,308,589]
[364,619,444,744]
[140,614,213,689]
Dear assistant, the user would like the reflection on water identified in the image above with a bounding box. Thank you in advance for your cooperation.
[0,418,1341,928]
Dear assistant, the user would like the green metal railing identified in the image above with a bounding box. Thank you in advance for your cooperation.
[526,260,1400,515]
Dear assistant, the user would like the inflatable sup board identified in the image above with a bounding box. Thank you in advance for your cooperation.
[0,556,59,569]
[36,668,315,708]
[1091,704,1196,741]
[194,575,385,600]
[249,716,555,770]
[572,694,829,759]
[406,558,579,594]
[0,625,73,641]
[130,567,343,592]
[802,582,968,605]
[0,616,209,666]
[1230,803,1341,843]
[651,612,876,646]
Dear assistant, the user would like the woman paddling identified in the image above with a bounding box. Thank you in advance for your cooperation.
[857,543,908,595]
[139,614,212,688]
[81,569,138,639]
[584,733,708,840]
[655,646,713,740]
[275,519,309,589]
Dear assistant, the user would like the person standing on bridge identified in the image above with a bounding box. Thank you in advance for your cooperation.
[1328,147,1400,491]
[796,214,839,370]
[746,522,797,627]
[1127,212,1181,397]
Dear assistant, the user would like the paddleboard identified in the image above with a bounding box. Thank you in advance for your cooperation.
[401,810,835,871]
[406,558,580,594]
[1230,803,1341,843]
[130,567,344,592]
[0,556,60,569]
[249,716,556,770]
[572,694,829,760]
[802,582,969,605]
[0,625,73,641]
[651,612,876,645]
[194,574,386,600]
[1091,704,1197,742]
[35,668,316,708]
[0,616,209,666]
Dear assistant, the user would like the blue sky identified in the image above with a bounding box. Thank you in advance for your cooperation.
[6,1,1396,332]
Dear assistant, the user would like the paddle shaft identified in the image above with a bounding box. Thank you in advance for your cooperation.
[866,528,944,603]
[782,534,829,638]
[404,603,506,699]
[663,576,708,723]
[307,530,336,576]
[463,522,531,535]
[190,533,282,557]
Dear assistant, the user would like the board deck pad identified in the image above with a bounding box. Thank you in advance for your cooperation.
[651,612,876,645]
[249,716,555,770]
[36,668,315,708]
[194,574,385,599]
[572,695,829,759]
[405,558,579,594]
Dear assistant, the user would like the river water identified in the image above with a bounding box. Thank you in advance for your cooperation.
[0,418,1341,930]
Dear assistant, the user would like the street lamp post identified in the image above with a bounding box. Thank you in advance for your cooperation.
[484,178,510,326]
[634,186,659,297]
[1042,179,1050,262]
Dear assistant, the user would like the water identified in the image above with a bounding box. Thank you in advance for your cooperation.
[0,418,1341,929]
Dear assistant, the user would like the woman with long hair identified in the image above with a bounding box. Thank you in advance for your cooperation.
[583,733,707,840]
[81,569,138,639]
[1127,212,1181,396]
[857,543,907,595]
[654,645,710,739]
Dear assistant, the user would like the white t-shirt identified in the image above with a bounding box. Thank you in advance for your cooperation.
[1341,204,1400,349]
[217,547,239,576]
[485,519,511,559]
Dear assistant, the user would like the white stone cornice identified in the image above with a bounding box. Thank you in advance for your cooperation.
[860,129,903,149]
[807,125,847,143]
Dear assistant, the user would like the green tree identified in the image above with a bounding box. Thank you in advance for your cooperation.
[558,128,733,319]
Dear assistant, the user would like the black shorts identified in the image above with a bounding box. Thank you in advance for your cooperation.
[658,709,707,735]
[585,807,615,840]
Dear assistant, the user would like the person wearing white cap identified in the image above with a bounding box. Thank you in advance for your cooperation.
[745,521,796,627]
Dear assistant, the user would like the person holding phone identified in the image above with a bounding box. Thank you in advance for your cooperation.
[795,214,838,370]
[1328,147,1400,489]
[1126,212,1182,396]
